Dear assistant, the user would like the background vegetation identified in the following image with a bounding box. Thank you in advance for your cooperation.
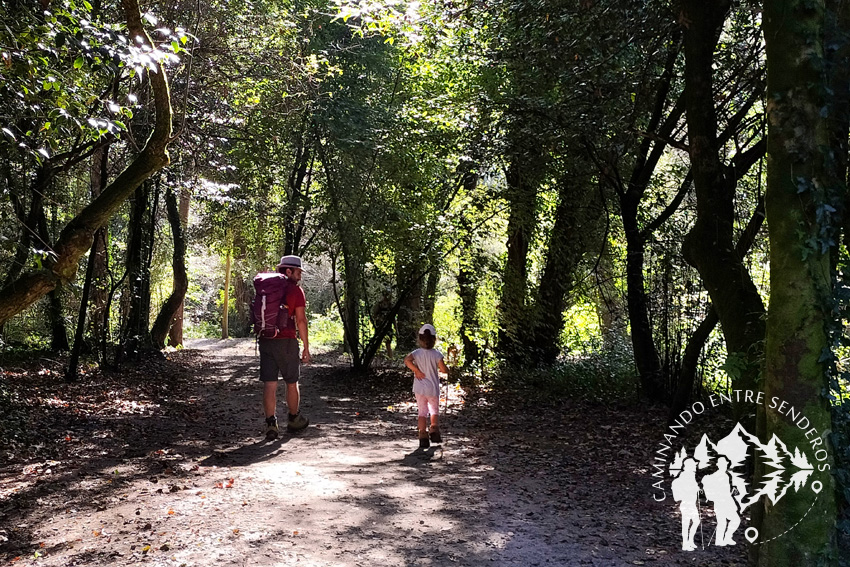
[2,0,849,563]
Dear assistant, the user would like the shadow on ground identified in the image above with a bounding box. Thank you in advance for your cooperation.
[0,339,748,566]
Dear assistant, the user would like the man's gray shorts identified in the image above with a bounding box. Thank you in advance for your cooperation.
[258,338,300,384]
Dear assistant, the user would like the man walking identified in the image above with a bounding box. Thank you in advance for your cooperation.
[671,457,701,551]
[702,456,740,546]
[259,255,311,439]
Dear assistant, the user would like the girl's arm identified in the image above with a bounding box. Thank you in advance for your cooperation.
[438,359,449,374]
[404,353,426,379]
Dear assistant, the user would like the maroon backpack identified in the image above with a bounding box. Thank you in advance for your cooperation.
[251,273,294,338]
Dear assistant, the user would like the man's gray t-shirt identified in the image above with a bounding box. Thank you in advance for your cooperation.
[411,348,444,398]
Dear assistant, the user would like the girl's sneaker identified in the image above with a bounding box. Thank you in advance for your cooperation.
[418,430,430,449]
[429,428,442,444]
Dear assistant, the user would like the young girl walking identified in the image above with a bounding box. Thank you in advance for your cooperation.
[404,324,450,449]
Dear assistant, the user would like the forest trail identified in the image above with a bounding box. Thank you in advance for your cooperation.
[1,340,745,566]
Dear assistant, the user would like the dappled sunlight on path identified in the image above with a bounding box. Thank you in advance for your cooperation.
[0,338,747,566]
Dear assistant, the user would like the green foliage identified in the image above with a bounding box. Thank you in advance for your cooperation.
[310,311,345,351]
[1,0,125,162]
[560,302,603,355]
[184,319,221,340]
[493,337,638,404]
[433,288,460,349]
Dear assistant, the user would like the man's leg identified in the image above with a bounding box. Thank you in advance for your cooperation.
[262,380,280,439]
[264,380,278,418]
[286,382,300,416]
[259,339,281,439]
[283,339,309,432]
[286,381,309,432]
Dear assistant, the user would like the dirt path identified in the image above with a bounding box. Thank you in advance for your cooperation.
[1,339,746,566]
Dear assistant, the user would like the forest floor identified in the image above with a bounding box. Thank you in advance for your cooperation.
[0,339,748,567]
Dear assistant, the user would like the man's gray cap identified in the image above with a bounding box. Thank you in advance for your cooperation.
[277,255,305,271]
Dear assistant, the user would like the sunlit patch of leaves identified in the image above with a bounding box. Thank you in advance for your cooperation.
[0,0,190,164]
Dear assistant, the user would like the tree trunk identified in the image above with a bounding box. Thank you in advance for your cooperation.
[86,145,110,358]
[498,149,543,360]
[285,116,312,255]
[457,247,482,368]
[757,0,837,561]
[533,178,604,364]
[422,263,439,325]
[597,36,683,401]
[222,243,231,339]
[66,231,101,381]
[680,0,765,411]
[232,275,252,338]
[151,186,188,349]
[47,289,70,351]
[0,0,172,326]
[395,257,422,353]
[121,180,156,355]
[826,0,850,259]
[622,193,665,399]
[167,188,190,346]
[342,246,362,369]
[68,142,112,377]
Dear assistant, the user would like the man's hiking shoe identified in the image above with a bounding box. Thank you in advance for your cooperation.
[287,413,309,433]
[265,416,279,440]
[429,429,442,444]
[418,431,430,449]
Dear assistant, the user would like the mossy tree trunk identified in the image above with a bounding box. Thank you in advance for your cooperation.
[758,0,837,562]
[498,151,542,361]
[532,176,604,364]
[457,244,483,368]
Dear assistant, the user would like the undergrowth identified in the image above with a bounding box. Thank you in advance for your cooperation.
[491,344,639,404]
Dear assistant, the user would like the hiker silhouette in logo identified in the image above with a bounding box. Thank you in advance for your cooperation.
[702,456,740,546]
[671,458,700,551]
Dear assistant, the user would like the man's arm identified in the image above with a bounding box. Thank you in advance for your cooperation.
[295,305,310,363]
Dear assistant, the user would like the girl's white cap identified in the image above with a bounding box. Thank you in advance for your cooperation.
[419,324,436,335]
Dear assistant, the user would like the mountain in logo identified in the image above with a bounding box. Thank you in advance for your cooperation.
[669,446,688,477]
[669,422,814,511]
[715,422,759,467]
[694,434,719,469]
